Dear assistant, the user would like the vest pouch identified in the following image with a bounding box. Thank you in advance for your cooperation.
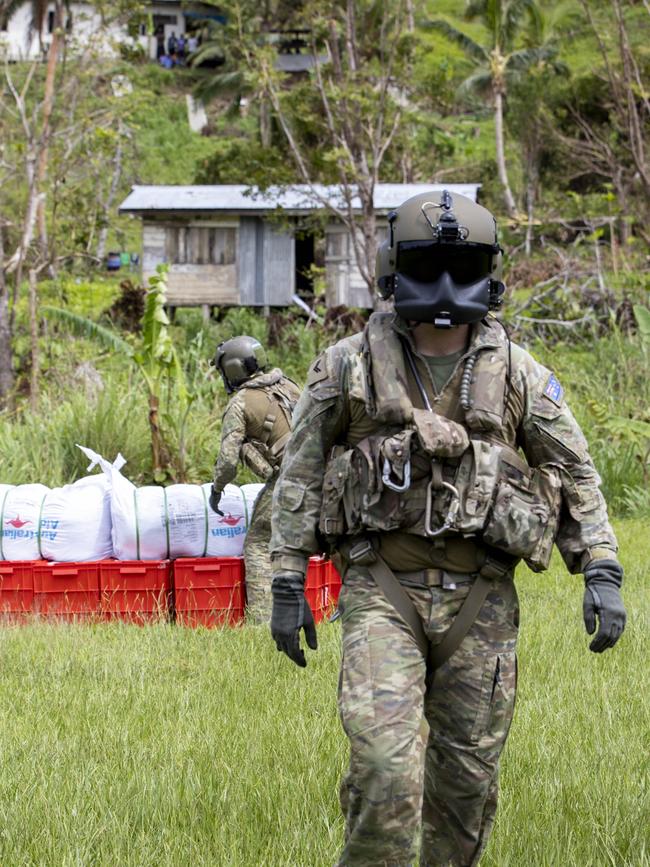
[454,439,502,534]
[411,408,470,458]
[483,458,561,567]
[241,442,274,481]
[319,447,356,538]
[353,437,406,533]
[524,465,562,572]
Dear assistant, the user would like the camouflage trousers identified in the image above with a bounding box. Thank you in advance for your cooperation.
[336,564,519,867]
[243,481,274,624]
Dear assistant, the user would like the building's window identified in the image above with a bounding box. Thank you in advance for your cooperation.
[165,227,237,266]
[1,12,8,31]
[47,10,55,33]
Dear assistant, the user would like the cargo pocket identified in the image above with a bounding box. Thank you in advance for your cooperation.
[471,651,517,747]
[277,480,305,512]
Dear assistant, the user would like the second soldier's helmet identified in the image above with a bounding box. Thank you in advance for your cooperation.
[376,189,505,328]
[213,335,268,393]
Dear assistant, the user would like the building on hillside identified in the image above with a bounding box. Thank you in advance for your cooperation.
[0,1,223,62]
[118,183,481,312]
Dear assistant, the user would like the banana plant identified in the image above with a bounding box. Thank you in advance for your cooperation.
[43,264,193,481]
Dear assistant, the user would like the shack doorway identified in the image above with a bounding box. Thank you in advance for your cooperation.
[295,232,315,297]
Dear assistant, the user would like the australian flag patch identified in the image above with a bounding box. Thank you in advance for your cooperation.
[543,373,564,406]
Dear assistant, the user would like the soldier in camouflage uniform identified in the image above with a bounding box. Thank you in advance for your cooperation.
[210,336,301,624]
[269,191,626,866]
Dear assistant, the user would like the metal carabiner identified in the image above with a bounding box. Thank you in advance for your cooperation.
[424,479,460,538]
[382,457,411,492]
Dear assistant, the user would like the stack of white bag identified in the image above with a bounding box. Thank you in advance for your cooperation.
[0,451,120,562]
[80,446,263,561]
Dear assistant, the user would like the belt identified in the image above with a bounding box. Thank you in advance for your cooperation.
[395,568,474,588]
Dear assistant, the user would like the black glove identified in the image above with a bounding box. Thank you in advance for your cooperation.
[209,486,223,515]
[583,558,626,653]
[271,571,317,667]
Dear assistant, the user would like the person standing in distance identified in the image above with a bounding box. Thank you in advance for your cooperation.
[210,336,301,624]
[269,190,626,866]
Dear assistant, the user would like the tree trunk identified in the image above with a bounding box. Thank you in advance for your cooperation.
[259,96,272,148]
[493,90,518,219]
[524,138,539,256]
[0,228,15,409]
[96,123,124,262]
[28,268,40,411]
[36,0,64,260]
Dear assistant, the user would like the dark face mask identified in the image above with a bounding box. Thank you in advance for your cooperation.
[393,243,497,327]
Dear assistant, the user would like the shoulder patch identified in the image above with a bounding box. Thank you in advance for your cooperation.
[542,373,564,406]
[306,354,329,387]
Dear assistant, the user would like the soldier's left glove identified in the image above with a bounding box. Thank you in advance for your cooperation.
[209,486,223,515]
[271,571,317,668]
[583,559,626,653]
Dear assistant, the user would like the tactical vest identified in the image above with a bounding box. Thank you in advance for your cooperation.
[239,370,300,481]
[319,314,562,572]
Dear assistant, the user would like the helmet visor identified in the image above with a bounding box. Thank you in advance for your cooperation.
[397,241,494,285]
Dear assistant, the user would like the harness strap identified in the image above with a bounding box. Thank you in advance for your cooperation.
[345,538,429,658]
[260,409,276,446]
[427,575,492,669]
[269,431,291,458]
[345,537,515,670]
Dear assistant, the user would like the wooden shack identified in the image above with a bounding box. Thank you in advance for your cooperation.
[118,183,480,310]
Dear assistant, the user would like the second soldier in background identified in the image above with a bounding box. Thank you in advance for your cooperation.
[210,336,301,623]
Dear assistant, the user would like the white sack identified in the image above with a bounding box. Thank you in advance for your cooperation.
[242,483,265,518]
[79,446,255,560]
[0,484,49,561]
[204,483,254,557]
[39,474,114,562]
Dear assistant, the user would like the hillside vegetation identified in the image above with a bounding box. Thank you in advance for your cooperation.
[0,0,648,510]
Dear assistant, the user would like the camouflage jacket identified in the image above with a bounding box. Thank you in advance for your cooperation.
[213,369,301,492]
[270,313,618,577]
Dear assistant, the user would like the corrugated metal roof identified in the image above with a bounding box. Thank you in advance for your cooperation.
[119,183,481,215]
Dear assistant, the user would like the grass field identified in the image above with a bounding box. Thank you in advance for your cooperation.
[0,519,647,866]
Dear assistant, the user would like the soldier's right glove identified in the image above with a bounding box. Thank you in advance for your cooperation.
[583,559,626,653]
[271,571,317,668]
[209,486,223,515]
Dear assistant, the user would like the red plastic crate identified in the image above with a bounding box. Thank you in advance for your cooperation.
[100,560,172,624]
[0,561,35,618]
[32,561,100,620]
[328,560,343,608]
[306,556,337,623]
[174,557,245,628]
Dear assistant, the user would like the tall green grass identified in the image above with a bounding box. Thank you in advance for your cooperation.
[3,305,649,511]
[0,518,647,866]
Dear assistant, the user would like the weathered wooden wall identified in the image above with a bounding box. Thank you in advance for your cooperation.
[325,222,387,309]
[142,218,295,308]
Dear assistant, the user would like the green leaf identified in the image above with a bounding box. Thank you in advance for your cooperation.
[41,307,133,356]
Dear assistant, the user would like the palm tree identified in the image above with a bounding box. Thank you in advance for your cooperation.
[428,0,549,219]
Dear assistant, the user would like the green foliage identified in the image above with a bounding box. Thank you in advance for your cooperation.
[194,137,297,186]
[533,326,650,514]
